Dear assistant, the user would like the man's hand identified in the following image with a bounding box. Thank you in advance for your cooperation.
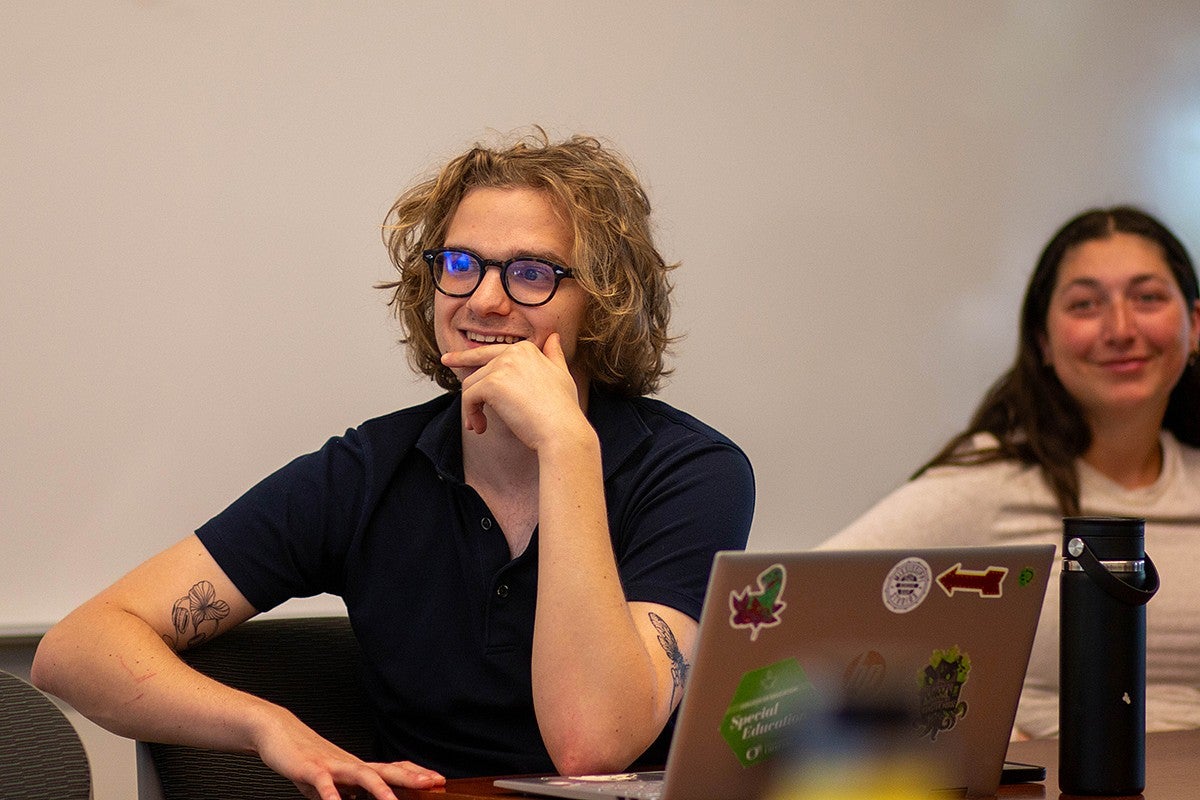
[441,333,587,449]
[255,708,444,800]
[31,534,447,800]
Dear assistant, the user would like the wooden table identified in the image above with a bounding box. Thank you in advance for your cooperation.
[398,729,1198,800]
[1002,727,1196,799]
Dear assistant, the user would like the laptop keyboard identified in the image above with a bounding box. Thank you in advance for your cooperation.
[570,777,664,800]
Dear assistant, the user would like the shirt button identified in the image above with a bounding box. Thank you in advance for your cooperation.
[495,584,510,599]
[481,517,493,531]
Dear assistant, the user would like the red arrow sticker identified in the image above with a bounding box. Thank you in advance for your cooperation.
[936,563,1008,598]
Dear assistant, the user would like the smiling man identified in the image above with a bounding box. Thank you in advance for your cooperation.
[32,129,755,800]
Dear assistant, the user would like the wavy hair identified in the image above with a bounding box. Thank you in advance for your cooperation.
[378,128,676,396]
[918,206,1200,515]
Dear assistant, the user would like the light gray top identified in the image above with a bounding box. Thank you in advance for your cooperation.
[820,431,1200,737]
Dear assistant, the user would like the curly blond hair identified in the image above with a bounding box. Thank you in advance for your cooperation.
[378,128,676,396]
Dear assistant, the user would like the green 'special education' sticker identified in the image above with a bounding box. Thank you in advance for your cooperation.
[719,657,816,768]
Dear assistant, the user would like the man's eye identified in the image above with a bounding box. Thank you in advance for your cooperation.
[511,264,552,283]
[446,255,476,274]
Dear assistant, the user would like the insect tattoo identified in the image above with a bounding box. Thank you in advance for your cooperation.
[649,611,689,709]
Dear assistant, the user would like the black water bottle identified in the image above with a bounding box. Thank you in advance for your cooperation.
[1059,516,1159,795]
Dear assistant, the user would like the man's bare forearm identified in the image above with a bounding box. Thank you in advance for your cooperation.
[530,430,670,774]
[33,594,274,751]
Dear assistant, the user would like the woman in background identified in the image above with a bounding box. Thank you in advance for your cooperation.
[821,206,1200,738]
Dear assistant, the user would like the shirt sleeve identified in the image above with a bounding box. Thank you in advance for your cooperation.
[611,437,756,621]
[817,463,1009,551]
[195,428,370,612]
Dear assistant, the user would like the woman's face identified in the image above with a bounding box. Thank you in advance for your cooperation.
[1040,232,1200,428]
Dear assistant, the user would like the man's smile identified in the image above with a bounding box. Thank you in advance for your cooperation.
[465,330,526,345]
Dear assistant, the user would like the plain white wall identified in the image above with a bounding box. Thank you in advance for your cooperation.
[4,2,1200,795]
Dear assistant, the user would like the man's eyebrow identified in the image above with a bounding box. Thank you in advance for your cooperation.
[520,249,573,266]
[443,244,572,265]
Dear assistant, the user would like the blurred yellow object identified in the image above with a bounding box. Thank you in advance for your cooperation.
[764,761,939,800]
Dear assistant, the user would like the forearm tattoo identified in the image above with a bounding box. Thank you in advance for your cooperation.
[649,611,689,709]
[162,580,230,650]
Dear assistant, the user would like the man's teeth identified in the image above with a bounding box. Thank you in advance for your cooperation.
[468,332,523,344]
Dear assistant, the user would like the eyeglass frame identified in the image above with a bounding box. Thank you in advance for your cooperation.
[422,247,577,307]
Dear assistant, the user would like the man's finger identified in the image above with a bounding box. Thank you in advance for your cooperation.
[441,342,514,368]
[541,332,567,368]
[373,760,447,789]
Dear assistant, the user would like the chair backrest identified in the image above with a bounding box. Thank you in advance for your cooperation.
[0,669,93,800]
[137,615,374,800]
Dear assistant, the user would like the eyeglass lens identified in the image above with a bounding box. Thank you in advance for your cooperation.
[432,250,564,306]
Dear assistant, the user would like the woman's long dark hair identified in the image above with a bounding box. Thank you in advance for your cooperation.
[917,206,1200,515]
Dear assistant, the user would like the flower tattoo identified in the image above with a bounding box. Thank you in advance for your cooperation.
[164,580,230,650]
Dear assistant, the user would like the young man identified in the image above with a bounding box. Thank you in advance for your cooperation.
[32,130,755,800]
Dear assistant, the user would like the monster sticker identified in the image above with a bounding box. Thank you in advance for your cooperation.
[729,564,787,641]
[917,646,971,740]
[936,563,1008,598]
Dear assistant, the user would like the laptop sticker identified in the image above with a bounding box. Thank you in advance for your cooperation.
[935,563,1008,598]
[719,657,815,768]
[729,564,787,641]
[917,646,971,740]
[1018,566,1036,587]
[881,557,932,614]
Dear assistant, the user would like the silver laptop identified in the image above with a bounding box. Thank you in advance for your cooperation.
[496,545,1054,800]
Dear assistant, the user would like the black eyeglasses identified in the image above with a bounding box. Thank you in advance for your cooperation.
[423,248,576,307]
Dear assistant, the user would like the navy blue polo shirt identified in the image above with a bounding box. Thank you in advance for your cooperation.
[197,390,754,777]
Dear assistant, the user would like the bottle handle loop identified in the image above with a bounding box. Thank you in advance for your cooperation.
[1069,539,1159,606]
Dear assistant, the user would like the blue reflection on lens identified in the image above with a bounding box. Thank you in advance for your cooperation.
[445,251,476,274]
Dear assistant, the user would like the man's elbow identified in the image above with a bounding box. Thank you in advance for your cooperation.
[549,745,627,778]
[29,625,70,697]
[30,611,100,702]
[545,727,652,777]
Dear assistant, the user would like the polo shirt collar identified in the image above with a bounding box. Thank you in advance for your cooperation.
[415,395,466,483]
[588,390,653,481]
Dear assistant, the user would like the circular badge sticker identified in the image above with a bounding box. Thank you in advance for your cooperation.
[882,557,932,614]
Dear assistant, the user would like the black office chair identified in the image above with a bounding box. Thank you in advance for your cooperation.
[0,669,93,800]
[136,615,374,800]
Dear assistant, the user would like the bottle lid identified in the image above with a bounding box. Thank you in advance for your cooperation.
[1063,516,1145,561]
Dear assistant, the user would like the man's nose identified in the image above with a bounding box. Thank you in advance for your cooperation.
[466,267,512,315]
